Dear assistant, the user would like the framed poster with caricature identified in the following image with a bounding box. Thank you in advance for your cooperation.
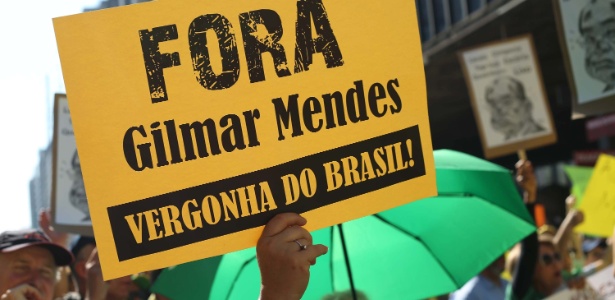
[51,94,93,235]
[458,35,557,158]
[554,0,615,116]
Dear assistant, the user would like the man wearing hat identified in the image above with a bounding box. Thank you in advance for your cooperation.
[0,229,74,300]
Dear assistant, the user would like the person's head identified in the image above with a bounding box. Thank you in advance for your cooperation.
[579,0,615,88]
[583,237,607,265]
[0,229,73,300]
[70,235,96,296]
[533,235,563,296]
[485,76,533,137]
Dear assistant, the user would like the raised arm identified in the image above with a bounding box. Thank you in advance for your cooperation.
[553,206,584,271]
[510,160,539,299]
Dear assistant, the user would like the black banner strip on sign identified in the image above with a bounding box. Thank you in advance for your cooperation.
[109,125,426,261]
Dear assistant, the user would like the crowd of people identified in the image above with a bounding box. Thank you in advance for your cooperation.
[0,159,613,300]
[449,160,612,300]
[0,210,329,300]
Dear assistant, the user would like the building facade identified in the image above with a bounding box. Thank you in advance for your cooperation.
[29,144,53,227]
[416,0,611,225]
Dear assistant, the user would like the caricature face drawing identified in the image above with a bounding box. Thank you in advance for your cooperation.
[579,0,615,91]
[69,150,90,220]
[484,76,545,140]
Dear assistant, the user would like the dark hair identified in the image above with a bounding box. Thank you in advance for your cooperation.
[485,76,528,103]
[578,0,615,36]
[70,236,96,260]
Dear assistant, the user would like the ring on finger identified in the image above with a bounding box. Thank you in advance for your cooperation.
[294,240,308,251]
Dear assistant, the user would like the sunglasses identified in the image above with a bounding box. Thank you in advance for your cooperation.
[540,253,561,266]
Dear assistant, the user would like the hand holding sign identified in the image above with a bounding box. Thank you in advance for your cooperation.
[515,160,537,204]
[257,213,328,300]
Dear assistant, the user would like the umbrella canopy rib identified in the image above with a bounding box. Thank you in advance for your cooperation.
[437,193,535,229]
[338,224,358,300]
[329,226,335,296]
[225,256,257,300]
[372,214,460,287]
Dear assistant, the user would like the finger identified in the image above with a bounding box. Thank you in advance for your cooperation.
[275,226,312,244]
[261,213,307,237]
[516,160,532,172]
[23,289,44,300]
[299,244,328,262]
[5,284,44,300]
[38,209,51,229]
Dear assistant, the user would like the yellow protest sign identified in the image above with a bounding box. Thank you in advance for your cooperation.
[53,0,435,279]
[576,154,615,237]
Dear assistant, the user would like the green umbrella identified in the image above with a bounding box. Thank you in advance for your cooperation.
[152,149,535,299]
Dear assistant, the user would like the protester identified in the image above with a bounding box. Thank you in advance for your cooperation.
[256,212,328,300]
[0,228,74,300]
[83,247,139,300]
[582,237,607,266]
[37,208,74,299]
[449,255,508,299]
[62,236,97,300]
[507,160,558,299]
[505,160,586,300]
[579,235,612,281]
[549,209,583,273]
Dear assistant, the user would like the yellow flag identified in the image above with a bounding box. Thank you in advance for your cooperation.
[576,154,615,237]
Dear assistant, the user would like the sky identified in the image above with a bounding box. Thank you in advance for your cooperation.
[0,0,101,231]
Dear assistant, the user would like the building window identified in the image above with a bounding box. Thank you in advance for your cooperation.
[433,0,449,33]
[449,0,465,24]
[417,0,432,42]
[467,0,482,13]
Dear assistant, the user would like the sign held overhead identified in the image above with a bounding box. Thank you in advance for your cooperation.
[54,0,436,279]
